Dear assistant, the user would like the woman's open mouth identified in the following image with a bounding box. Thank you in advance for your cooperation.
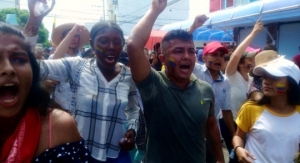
[105,55,116,64]
[0,84,19,107]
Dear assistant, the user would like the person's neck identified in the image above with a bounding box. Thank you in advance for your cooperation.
[268,96,294,114]
[207,69,220,81]
[66,48,78,57]
[97,62,121,82]
[165,71,190,90]
[238,69,249,81]
[0,112,23,148]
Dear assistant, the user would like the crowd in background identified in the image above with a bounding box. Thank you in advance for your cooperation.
[1,0,300,163]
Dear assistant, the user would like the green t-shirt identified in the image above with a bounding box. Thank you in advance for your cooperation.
[136,69,214,163]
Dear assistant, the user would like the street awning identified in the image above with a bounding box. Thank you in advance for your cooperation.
[202,0,300,29]
[193,28,233,42]
[160,0,300,30]
[160,20,233,42]
[145,30,167,50]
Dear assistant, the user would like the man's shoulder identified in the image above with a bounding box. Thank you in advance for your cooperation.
[194,79,213,94]
[221,75,231,86]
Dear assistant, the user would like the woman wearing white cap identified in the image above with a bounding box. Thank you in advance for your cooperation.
[233,57,300,163]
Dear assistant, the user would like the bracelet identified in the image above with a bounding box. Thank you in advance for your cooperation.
[234,146,242,152]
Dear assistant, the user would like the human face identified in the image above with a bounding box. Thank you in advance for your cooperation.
[240,56,255,73]
[91,28,123,70]
[157,46,161,54]
[69,34,80,49]
[162,39,196,80]
[262,73,289,97]
[0,34,33,117]
[203,50,225,72]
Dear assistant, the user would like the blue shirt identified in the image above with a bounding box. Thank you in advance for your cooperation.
[193,63,231,119]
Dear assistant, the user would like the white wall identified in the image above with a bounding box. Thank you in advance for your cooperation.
[189,0,210,19]
[0,0,16,10]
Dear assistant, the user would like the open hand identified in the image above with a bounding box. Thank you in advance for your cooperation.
[151,0,167,13]
[118,129,136,151]
[28,0,56,18]
[235,147,256,163]
[69,24,87,36]
[251,18,263,35]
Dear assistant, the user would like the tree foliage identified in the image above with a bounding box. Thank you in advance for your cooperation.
[0,8,50,47]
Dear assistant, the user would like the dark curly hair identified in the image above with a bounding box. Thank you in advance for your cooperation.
[0,22,60,116]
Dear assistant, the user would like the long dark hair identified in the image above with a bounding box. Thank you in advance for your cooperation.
[258,76,300,105]
[0,22,60,116]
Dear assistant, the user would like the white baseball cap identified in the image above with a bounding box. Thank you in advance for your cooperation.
[253,57,300,84]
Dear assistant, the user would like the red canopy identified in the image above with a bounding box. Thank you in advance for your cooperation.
[145,30,167,50]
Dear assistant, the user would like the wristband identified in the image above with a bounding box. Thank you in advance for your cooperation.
[234,146,242,153]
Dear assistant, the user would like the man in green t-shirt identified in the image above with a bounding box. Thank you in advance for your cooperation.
[127,0,224,162]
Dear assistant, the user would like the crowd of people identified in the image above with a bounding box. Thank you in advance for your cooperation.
[1,0,300,163]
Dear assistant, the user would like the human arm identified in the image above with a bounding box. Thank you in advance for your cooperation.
[24,0,55,37]
[119,81,140,151]
[232,127,256,163]
[187,14,209,34]
[52,25,86,59]
[127,0,167,82]
[35,109,81,156]
[38,58,76,82]
[225,18,263,76]
[206,115,225,163]
[221,83,236,137]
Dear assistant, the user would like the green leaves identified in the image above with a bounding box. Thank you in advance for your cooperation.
[0,8,50,47]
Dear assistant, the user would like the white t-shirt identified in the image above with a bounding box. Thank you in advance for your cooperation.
[226,71,251,120]
[236,102,300,163]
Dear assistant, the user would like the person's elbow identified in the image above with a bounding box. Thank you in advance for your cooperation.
[127,37,144,54]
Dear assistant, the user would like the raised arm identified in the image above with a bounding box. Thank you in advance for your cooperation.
[225,18,263,76]
[52,25,85,59]
[24,0,55,37]
[187,14,209,34]
[127,0,167,82]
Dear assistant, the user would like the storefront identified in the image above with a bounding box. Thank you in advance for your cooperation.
[160,0,300,58]
[278,22,300,58]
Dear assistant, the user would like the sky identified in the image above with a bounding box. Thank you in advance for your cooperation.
[18,0,201,40]
[20,0,104,37]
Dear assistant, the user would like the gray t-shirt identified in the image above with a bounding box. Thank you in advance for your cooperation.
[136,69,215,163]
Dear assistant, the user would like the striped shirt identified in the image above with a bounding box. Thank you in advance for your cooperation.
[39,57,139,161]
[47,52,82,111]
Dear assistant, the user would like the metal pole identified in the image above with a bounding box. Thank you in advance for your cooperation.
[103,0,105,21]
